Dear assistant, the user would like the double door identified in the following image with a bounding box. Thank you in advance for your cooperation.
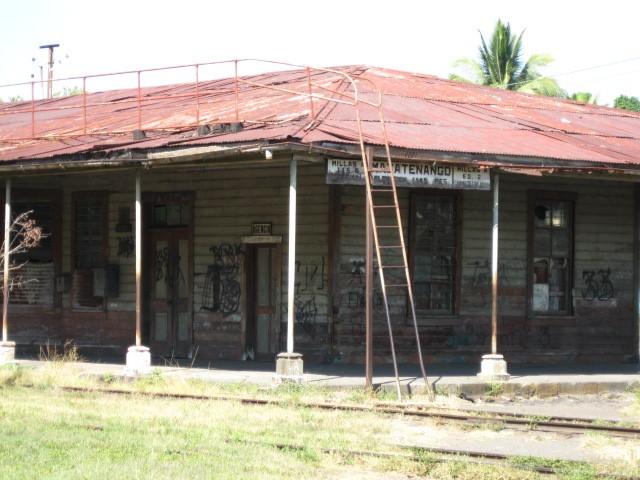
[148,229,192,357]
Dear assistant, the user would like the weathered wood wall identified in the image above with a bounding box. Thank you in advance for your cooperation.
[334,173,638,364]
[4,166,638,365]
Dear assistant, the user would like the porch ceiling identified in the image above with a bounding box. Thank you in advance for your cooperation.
[1,63,640,171]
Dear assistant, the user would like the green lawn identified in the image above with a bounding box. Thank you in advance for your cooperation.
[0,363,628,479]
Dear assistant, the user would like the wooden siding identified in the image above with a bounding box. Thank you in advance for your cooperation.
[4,166,638,365]
[335,173,637,364]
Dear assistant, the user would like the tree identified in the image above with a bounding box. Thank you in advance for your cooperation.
[1,212,43,294]
[450,19,564,97]
[568,92,598,104]
[613,95,640,112]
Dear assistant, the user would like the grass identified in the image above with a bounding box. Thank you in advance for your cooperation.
[1,363,638,479]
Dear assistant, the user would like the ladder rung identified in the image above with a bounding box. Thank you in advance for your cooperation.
[379,245,403,249]
[376,225,398,229]
[381,265,407,269]
[371,188,394,192]
[368,167,392,173]
[372,205,395,208]
[387,284,409,288]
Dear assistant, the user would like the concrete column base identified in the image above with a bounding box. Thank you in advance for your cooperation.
[477,353,510,382]
[123,345,151,377]
[273,352,304,383]
[0,341,16,365]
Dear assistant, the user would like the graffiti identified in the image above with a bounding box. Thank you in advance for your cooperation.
[581,268,615,301]
[346,257,383,314]
[467,260,511,288]
[296,297,319,339]
[283,257,327,339]
[296,257,327,294]
[349,259,365,285]
[117,236,134,259]
[201,243,243,316]
[155,247,169,282]
[420,324,552,350]
[154,245,185,293]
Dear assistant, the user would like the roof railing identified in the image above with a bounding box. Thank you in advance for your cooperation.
[0,59,382,142]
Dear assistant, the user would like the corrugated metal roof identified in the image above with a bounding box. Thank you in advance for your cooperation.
[1,64,640,169]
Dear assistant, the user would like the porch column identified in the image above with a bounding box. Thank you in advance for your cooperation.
[124,170,151,376]
[1,178,16,364]
[275,156,303,381]
[478,172,510,381]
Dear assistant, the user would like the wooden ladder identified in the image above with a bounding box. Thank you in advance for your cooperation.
[362,149,435,402]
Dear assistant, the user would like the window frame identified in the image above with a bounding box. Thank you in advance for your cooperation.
[409,190,463,318]
[71,191,109,311]
[527,190,576,318]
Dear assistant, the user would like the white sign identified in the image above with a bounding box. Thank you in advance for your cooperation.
[326,158,490,190]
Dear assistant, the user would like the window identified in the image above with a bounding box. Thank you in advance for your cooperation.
[529,191,574,315]
[410,193,460,314]
[72,192,108,310]
[6,191,61,307]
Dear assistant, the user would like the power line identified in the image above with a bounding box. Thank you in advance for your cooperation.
[506,57,640,90]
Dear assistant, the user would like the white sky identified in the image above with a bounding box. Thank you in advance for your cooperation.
[1,0,639,106]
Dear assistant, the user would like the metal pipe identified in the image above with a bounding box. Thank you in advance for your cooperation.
[286,157,297,353]
[365,150,373,390]
[2,179,10,342]
[135,171,142,347]
[491,173,500,355]
[137,71,142,131]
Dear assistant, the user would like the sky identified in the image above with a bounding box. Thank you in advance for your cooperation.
[1,0,639,106]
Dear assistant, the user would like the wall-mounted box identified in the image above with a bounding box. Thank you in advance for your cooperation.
[93,265,120,297]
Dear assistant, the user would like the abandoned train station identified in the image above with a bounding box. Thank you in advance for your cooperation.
[1,61,639,368]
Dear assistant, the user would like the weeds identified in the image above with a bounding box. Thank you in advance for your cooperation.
[509,456,596,479]
[38,339,83,364]
[525,414,551,430]
[484,382,505,397]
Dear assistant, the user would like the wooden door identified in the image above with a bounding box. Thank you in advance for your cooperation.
[246,244,280,360]
[148,229,192,357]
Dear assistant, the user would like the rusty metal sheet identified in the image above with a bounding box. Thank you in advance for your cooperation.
[1,64,640,168]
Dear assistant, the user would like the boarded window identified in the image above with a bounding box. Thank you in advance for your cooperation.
[411,193,459,314]
[529,193,574,315]
[72,194,107,310]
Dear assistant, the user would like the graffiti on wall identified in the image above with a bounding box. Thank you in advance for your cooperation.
[464,259,522,307]
[283,257,327,339]
[343,258,384,337]
[117,236,134,259]
[154,245,186,293]
[581,268,615,301]
[201,243,243,316]
[421,323,552,349]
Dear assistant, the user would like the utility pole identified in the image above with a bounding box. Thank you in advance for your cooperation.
[39,44,59,99]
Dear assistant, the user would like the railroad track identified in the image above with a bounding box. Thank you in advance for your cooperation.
[241,440,640,479]
[46,385,640,478]
[58,385,640,438]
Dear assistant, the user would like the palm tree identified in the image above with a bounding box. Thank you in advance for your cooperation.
[450,19,564,97]
[568,92,598,104]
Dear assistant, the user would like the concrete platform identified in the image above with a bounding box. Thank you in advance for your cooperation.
[10,354,640,398]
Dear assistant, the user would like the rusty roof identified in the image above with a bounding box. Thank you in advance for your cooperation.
[2,62,640,170]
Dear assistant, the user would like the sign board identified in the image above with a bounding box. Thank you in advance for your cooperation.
[251,223,272,235]
[326,158,490,190]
